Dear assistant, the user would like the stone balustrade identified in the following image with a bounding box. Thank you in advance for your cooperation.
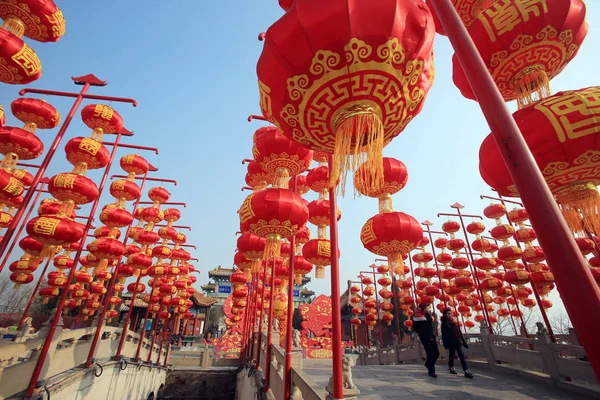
[357,325,598,394]
[237,331,327,400]
[0,315,167,399]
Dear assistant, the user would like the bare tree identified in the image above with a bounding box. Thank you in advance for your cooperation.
[0,276,34,313]
[548,309,573,335]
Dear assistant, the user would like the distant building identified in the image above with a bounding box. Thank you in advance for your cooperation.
[203,265,316,306]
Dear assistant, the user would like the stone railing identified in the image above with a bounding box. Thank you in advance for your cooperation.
[357,325,598,393]
[169,346,239,368]
[238,331,326,400]
[0,315,166,399]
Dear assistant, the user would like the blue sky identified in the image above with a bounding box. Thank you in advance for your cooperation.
[1,1,598,322]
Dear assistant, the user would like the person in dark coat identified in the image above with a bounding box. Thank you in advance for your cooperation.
[441,308,473,378]
[412,302,439,377]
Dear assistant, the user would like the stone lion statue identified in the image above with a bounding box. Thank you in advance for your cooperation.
[273,318,280,332]
[292,329,302,348]
[327,354,357,393]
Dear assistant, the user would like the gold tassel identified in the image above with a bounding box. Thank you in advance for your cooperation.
[274,167,290,189]
[514,66,550,109]
[378,194,393,213]
[332,104,385,197]
[555,182,600,235]
[391,254,405,276]
[315,265,325,279]
[295,274,302,285]
[1,18,25,38]
[251,259,262,274]
[263,234,282,261]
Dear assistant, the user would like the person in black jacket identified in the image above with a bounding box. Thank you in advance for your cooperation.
[412,302,439,377]
[441,308,473,378]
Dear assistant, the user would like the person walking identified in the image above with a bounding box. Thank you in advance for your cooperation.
[413,302,439,377]
[441,308,474,378]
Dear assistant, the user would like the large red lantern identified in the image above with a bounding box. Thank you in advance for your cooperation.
[0,28,41,84]
[479,87,600,235]
[360,212,422,275]
[246,159,274,191]
[303,237,335,279]
[452,0,587,108]
[236,232,266,274]
[238,188,309,259]
[257,0,435,193]
[120,154,149,178]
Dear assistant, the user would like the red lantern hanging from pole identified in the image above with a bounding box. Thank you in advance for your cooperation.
[257,0,435,195]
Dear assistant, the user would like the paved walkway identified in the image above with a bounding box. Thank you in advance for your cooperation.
[302,362,594,399]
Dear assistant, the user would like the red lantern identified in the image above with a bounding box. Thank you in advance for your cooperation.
[360,212,422,275]
[293,255,313,285]
[253,126,312,187]
[0,29,41,84]
[479,87,600,235]
[239,188,309,259]
[354,157,408,211]
[257,0,435,193]
[120,154,150,178]
[303,238,335,279]
[452,0,587,108]
[246,159,273,191]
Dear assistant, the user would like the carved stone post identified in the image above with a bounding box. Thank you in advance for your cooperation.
[479,322,496,365]
[536,324,563,381]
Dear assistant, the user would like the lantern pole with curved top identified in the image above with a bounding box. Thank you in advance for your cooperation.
[283,177,297,400]
[0,178,49,274]
[138,201,186,207]
[264,257,277,391]
[349,279,369,348]
[359,270,384,346]
[25,127,127,397]
[327,154,344,400]
[481,235,534,345]
[375,259,402,345]
[88,166,173,368]
[422,222,449,309]
[480,193,555,340]
[358,278,371,349]
[0,75,138,263]
[254,259,270,366]
[155,224,191,231]
[430,0,600,379]
[438,206,494,333]
[110,175,177,186]
[240,273,256,364]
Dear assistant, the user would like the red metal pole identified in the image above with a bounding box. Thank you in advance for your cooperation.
[327,154,343,400]
[390,274,402,343]
[362,270,384,346]
[359,279,370,350]
[157,316,172,365]
[1,76,136,262]
[147,317,160,363]
[163,317,175,367]
[255,259,269,366]
[135,307,151,361]
[240,274,254,363]
[115,273,143,357]
[16,257,51,330]
[283,177,297,400]
[423,223,448,308]
[264,257,277,390]
[444,207,494,333]
[0,180,47,273]
[430,0,600,380]
[487,195,556,340]
[25,130,124,396]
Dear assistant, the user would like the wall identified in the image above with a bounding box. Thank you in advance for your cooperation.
[24,361,166,400]
[161,368,237,400]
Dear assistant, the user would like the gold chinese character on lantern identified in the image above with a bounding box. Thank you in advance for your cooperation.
[12,45,42,76]
[535,87,600,143]
[33,217,60,236]
[479,0,547,42]
[93,104,114,120]
[3,177,23,196]
[78,137,101,155]
[53,173,76,189]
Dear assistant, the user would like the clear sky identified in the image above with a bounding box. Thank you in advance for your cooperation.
[1,1,598,323]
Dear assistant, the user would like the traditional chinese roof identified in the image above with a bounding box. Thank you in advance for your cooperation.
[300,288,315,297]
[191,291,219,307]
[202,283,216,291]
[302,276,311,285]
[208,265,235,278]
[120,297,148,312]
[340,287,363,308]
